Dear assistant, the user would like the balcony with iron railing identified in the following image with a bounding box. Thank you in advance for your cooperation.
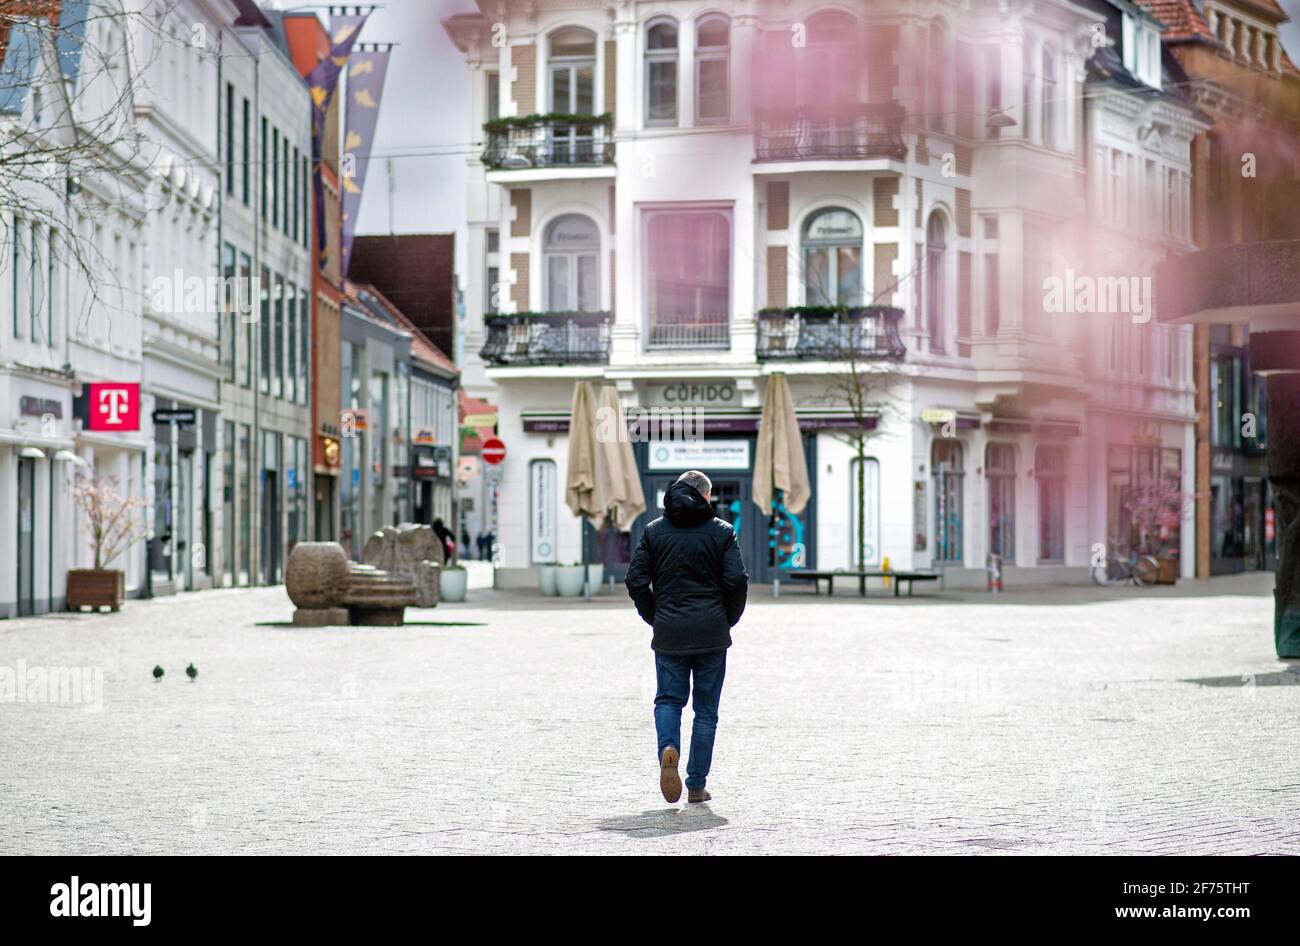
[481,114,614,172]
[756,306,907,360]
[479,311,611,366]
[754,103,907,163]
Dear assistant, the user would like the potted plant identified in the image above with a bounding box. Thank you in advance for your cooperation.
[555,562,586,597]
[536,563,558,596]
[68,470,147,612]
[439,563,468,603]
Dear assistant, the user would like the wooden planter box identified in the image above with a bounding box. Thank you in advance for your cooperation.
[1156,558,1179,585]
[67,569,125,612]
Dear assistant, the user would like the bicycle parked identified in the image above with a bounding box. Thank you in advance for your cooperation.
[1091,543,1161,587]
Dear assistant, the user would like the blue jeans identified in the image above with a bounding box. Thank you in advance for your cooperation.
[654,650,727,791]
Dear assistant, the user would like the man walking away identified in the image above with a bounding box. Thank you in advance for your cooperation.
[625,470,748,804]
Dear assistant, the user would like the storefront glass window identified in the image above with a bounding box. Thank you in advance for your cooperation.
[932,439,964,563]
[223,421,235,585]
[1036,445,1065,562]
[371,372,388,528]
[987,443,1016,561]
[239,424,251,585]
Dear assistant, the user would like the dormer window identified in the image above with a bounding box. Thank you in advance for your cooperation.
[1122,15,1162,89]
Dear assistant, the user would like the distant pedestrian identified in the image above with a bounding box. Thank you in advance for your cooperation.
[461,527,472,559]
[476,532,487,560]
[432,518,456,562]
[625,470,748,804]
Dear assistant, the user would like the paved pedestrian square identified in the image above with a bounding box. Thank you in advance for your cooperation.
[1,574,1295,855]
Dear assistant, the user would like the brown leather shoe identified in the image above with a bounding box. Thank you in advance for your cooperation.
[688,788,711,803]
[659,747,682,803]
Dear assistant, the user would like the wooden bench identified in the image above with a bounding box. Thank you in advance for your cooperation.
[785,569,941,597]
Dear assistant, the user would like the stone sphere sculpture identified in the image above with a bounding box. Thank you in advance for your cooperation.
[285,542,350,609]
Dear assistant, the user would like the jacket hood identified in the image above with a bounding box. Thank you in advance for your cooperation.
[663,480,715,527]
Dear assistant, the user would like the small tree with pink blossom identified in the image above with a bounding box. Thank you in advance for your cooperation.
[71,471,148,571]
[1122,477,1195,557]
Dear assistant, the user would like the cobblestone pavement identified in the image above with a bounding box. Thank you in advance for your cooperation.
[1,574,1296,855]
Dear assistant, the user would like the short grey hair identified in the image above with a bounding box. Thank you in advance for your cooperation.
[676,470,712,496]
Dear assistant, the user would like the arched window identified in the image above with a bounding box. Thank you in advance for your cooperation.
[548,27,595,113]
[932,439,964,563]
[800,11,857,106]
[695,14,730,123]
[543,214,600,311]
[927,20,948,131]
[802,208,863,306]
[987,443,1016,560]
[925,211,947,352]
[548,29,597,163]
[645,18,678,125]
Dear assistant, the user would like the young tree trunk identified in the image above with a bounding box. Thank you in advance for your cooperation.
[856,437,866,569]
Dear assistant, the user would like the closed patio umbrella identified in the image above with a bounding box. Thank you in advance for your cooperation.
[595,384,647,531]
[566,380,603,597]
[754,373,811,595]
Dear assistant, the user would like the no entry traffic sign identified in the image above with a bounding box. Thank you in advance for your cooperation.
[481,437,506,465]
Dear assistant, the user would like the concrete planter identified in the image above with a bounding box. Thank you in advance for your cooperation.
[440,567,468,603]
[555,565,586,597]
[67,569,124,612]
[536,564,558,596]
[586,563,604,594]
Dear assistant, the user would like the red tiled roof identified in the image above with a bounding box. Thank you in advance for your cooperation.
[343,279,460,378]
[1136,0,1217,41]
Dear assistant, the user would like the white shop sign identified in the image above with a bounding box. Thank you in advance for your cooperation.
[530,459,557,563]
[647,439,750,471]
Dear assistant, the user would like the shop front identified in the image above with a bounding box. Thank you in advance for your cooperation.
[71,382,150,598]
[411,443,453,525]
[146,401,214,594]
[630,435,815,587]
[1,376,76,618]
[1210,447,1277,575]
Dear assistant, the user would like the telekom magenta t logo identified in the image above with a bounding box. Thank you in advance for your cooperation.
[86,383,140,432]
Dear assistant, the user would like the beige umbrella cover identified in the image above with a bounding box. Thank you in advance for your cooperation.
[753,372,811,516]
[565,380,604,521]
[595,385,647,531]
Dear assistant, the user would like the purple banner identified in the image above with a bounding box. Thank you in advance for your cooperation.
[340,48,391,275]
[308,13,369,267]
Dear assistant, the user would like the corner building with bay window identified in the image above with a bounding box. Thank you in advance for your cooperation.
[445,0,1199,588]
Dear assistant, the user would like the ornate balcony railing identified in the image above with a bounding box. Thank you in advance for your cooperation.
[754,103,907,162]
[481,114,614,170]
[756,306,907,360]
[646,318,730,350]
[480,311,611,366]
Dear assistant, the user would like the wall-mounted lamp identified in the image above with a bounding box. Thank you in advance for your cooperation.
[19,446,46,459]
[53,449,89,468]
[986,107,1017,131]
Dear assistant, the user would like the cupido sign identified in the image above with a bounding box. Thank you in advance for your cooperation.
[647,439,750,471]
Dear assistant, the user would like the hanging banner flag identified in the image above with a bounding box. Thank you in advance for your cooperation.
[339,47,391,275]
[307,12,370,269]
